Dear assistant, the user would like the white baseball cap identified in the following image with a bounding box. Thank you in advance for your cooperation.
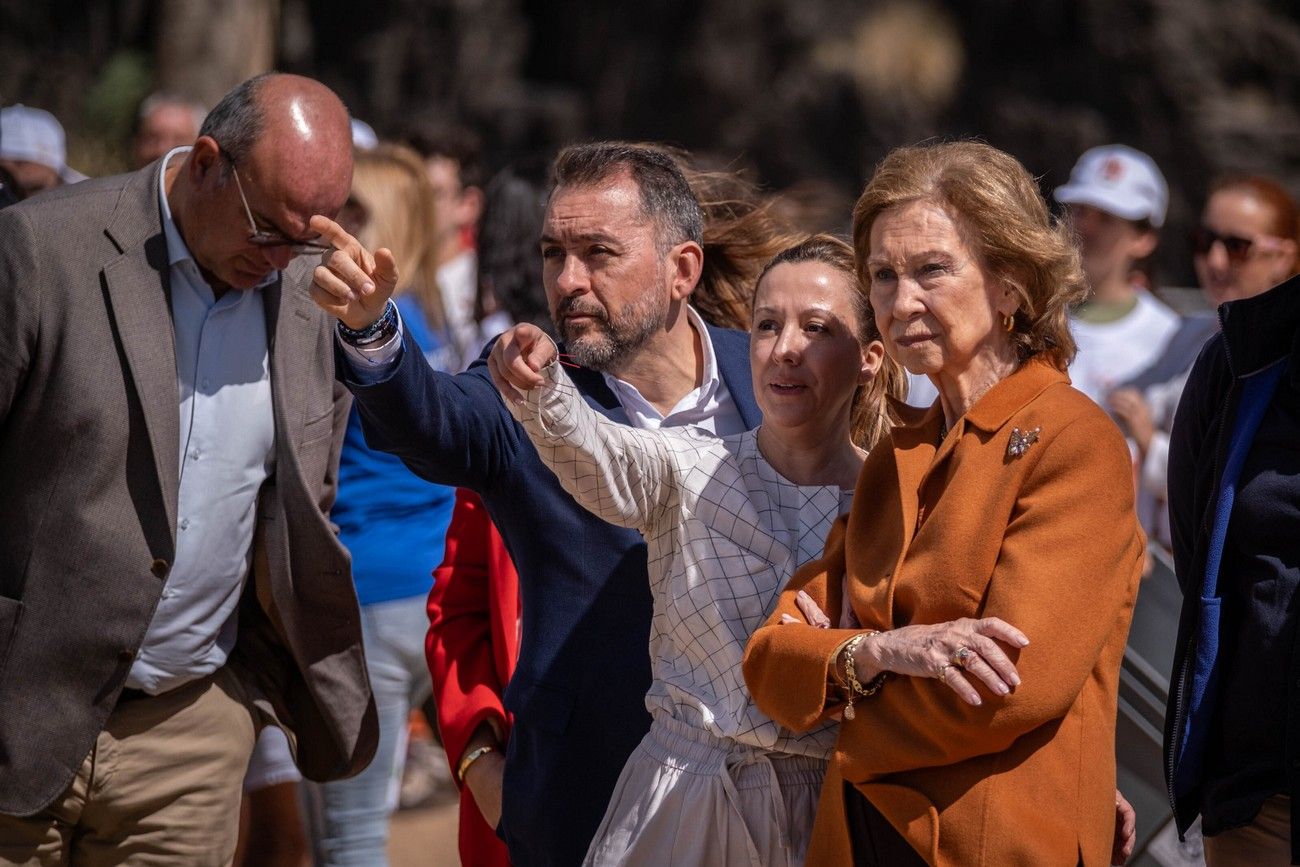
[1054,144,1167,227]
[0,104,87,183]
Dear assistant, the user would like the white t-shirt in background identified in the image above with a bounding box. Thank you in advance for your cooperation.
[1068,290,1180,405]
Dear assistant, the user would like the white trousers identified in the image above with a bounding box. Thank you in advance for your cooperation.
[584,713,828,867]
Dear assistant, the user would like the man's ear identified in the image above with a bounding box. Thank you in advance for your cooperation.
[188,135,223,187]
[668,240,704,302]
[1128,229,1159,262]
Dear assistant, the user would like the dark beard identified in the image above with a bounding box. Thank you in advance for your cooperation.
[554,294,665,371]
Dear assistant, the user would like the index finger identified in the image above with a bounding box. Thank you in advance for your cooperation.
[310,215,362,253]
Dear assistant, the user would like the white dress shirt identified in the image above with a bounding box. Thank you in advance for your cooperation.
[127,147,276,693]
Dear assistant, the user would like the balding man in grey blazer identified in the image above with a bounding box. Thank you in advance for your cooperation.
[0,73,376,865]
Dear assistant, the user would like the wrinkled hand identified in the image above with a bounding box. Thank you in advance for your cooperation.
[463,750,506,830]
[1112,789,1136,865]
[487,323,559,405]
[858,617,1029,706]
[307,215,399,331]
[1108,388,1155,454]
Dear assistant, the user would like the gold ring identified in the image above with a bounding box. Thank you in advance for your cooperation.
[952,646,973,669]
[936,663,954,680]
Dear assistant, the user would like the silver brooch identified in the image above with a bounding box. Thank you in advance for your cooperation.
[1006,427,1041,459]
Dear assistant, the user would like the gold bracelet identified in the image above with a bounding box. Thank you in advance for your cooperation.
[839,630,888,720]
[456,744,497,784]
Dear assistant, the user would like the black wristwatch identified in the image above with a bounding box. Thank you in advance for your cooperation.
[338,301,398,347]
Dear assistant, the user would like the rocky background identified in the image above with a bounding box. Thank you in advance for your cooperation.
[3,0,1298,285]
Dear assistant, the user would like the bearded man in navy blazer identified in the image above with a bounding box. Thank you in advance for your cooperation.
[310,142,763,865]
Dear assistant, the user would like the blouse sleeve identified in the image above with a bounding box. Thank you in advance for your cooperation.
[504,360,685,533]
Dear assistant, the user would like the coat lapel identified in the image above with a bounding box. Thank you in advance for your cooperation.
[101,164,180,540]
[264,274,313,490]
[709,324,762,429]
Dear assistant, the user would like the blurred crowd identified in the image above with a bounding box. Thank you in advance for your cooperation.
[0,72,1297,867]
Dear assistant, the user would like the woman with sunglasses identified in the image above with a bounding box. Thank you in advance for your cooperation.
[1108,176,1299,551]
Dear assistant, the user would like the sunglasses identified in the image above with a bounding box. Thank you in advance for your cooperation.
[1190,226,1282,264]
[222,149,333,256]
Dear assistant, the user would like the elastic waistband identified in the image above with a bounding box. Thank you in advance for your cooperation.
[641,713,827,779]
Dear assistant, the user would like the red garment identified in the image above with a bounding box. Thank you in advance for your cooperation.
[427,489,520,867]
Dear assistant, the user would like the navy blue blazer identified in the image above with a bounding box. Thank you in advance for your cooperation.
[339,324,761,867]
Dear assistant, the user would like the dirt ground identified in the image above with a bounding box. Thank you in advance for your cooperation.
[389,799,463,867]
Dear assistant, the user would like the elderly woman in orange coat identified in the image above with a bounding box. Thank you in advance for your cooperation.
[743,141,1146,866]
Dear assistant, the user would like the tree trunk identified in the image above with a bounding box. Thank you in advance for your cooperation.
[156,0,279,108]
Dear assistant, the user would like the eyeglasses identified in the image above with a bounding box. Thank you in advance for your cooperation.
[225,154,333,256]
[1190,226,1284,264]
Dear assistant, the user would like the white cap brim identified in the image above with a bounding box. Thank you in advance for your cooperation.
[1054,183,1164,227]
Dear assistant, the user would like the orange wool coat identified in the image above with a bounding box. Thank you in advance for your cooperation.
[744,359,1144,866]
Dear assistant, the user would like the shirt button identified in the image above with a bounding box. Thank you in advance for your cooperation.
[150,559,170,579]
[189,448,201,461]
[201,378,210,389]
[179,518,190,531]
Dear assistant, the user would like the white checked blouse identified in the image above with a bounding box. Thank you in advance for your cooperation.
[508,362,847,759]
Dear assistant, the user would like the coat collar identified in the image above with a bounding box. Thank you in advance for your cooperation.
[1218,273,1300,385]
[886,357,1068,439]
[884,359,1068,537]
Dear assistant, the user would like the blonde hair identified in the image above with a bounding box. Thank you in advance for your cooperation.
[852,141,1087,371]
[755,234,907,451]
[350,143,449,337]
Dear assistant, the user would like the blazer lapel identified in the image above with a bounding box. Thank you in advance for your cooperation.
[264,275,313,489]
[710,324,762,430]
[102,165,181,539]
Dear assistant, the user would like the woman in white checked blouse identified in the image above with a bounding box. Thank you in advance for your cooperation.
[487,235,904,866]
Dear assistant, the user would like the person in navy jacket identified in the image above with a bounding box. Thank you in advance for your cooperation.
[308,142,763,866]
[1166,273,1300,864]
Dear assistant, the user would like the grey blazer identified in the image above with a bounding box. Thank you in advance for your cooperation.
[0,163,378,816]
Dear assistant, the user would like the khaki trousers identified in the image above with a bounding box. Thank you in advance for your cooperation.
[1204,795,1292,867]
[0,666,260,867]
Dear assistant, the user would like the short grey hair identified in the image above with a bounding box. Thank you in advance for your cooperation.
[549,142,704,251]
[198,74,273,172]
